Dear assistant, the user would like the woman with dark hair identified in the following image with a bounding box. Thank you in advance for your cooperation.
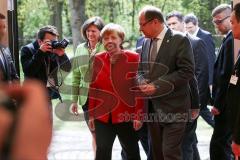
[70,16,105,156]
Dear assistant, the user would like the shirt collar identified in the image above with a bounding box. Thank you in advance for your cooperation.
[154,25,167,40]
[192,27,199,37]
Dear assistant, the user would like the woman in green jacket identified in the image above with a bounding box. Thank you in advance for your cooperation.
[71,17,104,156]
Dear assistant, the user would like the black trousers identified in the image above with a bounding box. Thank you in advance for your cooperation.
[210,109,232,160]
[121,122,153,160]
[94,120,140,160]
[227,84,240,160]
[181,118,200,160]
[148,121,186,160]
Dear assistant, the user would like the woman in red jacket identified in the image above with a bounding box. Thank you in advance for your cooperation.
[88,23,143,160]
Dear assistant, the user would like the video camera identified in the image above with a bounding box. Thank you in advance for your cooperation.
[51,38,69,49]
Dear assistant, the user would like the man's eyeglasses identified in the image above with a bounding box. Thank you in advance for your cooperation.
[212,16,230,25]
[140,19,154,27]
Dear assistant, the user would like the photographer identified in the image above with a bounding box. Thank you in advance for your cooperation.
[20,25,71,102]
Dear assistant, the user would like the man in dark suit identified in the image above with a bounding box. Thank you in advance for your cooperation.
[138,6,194,160]
[184,13,216,128]
[166,11,209,160]
[20,25,71,102]
[121,36,153,160]
[210,4,233,160]
[228,3,240,159]
[0,13,18,82]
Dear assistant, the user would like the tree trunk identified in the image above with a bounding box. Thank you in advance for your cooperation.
[69,0,87,52]
[47,0,64,39]
[109,0,114,22]
[132,0,136,33]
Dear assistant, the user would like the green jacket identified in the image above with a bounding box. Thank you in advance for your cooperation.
[71,42,104,108]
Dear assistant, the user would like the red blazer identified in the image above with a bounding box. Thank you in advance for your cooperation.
[89,50,143,124]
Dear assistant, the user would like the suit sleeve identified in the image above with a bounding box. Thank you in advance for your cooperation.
[213,38,234,111]
[57,54,71,72]
[71,47,82,103]
[205,34,216,85]
[20,46,47,77]
[194,40,209,105]
[133,54,144,120]
[233,107,240,144]
[189,76,200,109]
[5,49,19,80]
[88,56,102,119]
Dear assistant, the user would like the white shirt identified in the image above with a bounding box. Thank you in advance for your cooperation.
[192,27,200,37]
[153,25,168,52]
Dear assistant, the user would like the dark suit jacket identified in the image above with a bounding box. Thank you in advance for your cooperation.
[20,40,71,99]
[233,57,240,144]
[0,45,19,82]
[227,56,240,144]
[197,28,216,85]
[188,34,209,109]
[212,32,234,112]
[138,29,194,116]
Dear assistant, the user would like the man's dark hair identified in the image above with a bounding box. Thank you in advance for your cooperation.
[140,6,165,23]
[166,11,184,22]
[81,16,105,41]
[184,13,198,25]
[212,4,231,17]
[234,3,240,22]
[0,13,6,20]
[37,25,59,40]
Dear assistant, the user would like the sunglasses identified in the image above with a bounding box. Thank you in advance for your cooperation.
[212,16,230,25]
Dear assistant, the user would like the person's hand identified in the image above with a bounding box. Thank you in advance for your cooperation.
[39,39,52,53]
[138,83,156,95]
[88,118,95,131]
[2,81,52,159]
[53,48,65,56]
[211,106,220,115]
[133,120,142,131]
[70,103,79,116]
[232,141,240,158]
[191,109,200,120]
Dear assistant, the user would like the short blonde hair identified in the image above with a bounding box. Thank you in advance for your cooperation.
[100,23,125,41]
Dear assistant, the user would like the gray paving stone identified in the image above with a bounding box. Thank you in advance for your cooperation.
[48,117,212,160]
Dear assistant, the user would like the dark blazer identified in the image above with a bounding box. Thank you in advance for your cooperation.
[0,45,19,82]
[188,34,209,108]
[212,32,234,112]
[20,40,71,98]
[229,57,240,144]
[197,28,216,85]
[138,29,194,115]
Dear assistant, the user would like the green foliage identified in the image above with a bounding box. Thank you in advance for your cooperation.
[18,0,51,40]
[18,0,232,48]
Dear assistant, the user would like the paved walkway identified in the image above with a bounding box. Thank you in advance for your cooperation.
[48,117,212,160]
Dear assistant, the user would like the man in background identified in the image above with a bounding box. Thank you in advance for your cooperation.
[0,13,18,82]
[228,3,240,159]
[184,13,215,128]
[210,4,233,160]
[166,11,209,160]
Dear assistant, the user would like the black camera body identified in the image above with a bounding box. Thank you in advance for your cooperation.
[51,38,69,49]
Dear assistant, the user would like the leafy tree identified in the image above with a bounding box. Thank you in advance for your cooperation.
[46,0,64,39]
[18,0,51,45]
